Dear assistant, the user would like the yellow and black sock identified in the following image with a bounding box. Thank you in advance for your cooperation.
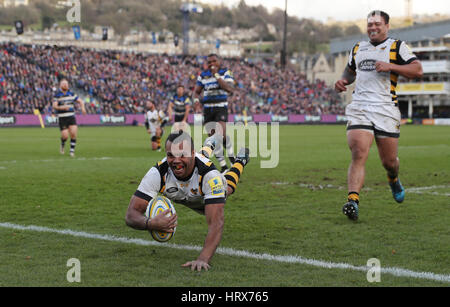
[200,146,213,159]
[225,161,244,194]
[348,192,360,204]
[156,137,161,150]
[388,175,398,184]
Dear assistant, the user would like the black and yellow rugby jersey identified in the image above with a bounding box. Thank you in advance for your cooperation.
[134,153,226,214]
[348,38,417,104]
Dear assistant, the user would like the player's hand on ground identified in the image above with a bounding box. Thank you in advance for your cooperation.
[375,61,392,72]
[148,209,177,232]
[335,79,349,92]
[182,259,211,272]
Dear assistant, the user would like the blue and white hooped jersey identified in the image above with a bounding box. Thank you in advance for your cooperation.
[196,68,234,107]
[54,90,78,117]
[170,94,192,117]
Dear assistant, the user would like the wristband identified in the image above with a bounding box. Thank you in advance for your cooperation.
[214,73,220,79]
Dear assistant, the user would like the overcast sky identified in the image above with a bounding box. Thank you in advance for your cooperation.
[199,0,450,22]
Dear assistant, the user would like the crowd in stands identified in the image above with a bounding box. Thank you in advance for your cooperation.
[0,43,344,116]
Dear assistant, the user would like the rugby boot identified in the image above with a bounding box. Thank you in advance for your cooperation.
[235,147,250,167]
[389,178,405,203]
[343,200,359,221]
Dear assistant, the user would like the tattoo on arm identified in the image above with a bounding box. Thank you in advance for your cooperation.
[342,66,356,84]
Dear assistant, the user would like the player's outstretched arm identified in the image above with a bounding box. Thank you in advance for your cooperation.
[192,85,203,112]
[168,102,173,122]
[182,203,224,271]
[183,104,191,123]
[125,195,177,232]
[77,98,87,115]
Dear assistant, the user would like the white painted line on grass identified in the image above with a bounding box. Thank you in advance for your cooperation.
[274,182,450,197]
[0,156,159,165]
[0,222,449,284]
[272,182,346,191]
[406,185,450,197]
[0,157,114,164]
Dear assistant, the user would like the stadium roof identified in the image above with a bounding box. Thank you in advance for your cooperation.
[330,19,450,55]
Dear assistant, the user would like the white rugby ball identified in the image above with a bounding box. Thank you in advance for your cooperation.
[145,196,176,242]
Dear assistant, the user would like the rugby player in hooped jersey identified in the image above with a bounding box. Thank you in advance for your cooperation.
[125,131,250,271]
[335,11,423,221]
[52,79,86,157]
[193,54,236,173]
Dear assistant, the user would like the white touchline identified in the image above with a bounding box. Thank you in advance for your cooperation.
[0,222,449,284]
[0,157,114,164]
[273,182,450,197]
[0,156,159,165]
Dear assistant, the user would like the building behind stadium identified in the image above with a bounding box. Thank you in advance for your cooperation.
[299,19,450,121]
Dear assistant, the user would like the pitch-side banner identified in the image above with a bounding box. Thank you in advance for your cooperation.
[2,115,144,127]
[11,114,445,127]
[3,114,340,126]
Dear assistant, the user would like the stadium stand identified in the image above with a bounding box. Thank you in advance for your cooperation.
[0,43,344,116]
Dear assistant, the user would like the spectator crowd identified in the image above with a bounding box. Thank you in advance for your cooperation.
[0,43,344,116]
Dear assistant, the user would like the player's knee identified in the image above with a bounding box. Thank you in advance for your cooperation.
[381,156,398,170]
[350,146,369,161]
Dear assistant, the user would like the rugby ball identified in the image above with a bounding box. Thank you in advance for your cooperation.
[158,110,166,119]
[145,196,176,242]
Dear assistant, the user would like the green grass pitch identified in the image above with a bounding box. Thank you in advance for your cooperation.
[0,125,449,286]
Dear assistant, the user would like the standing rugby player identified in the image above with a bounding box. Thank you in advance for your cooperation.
[145,101,167,151]
[168,85,191,132]
[335,11,423,220]
[53,79,86,157]
[193,54,236,173]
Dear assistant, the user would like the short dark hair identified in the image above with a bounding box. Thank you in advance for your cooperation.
[207,53,219,59]
[368,10,390,24]
[165,130,194,152]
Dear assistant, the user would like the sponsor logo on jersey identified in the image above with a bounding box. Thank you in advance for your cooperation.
[358,59,377,71]
[208,176,224,196]
[166,187,179,193]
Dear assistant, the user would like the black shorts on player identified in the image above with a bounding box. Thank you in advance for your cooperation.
[174,114,185,123]
[203,106,228,125]
[59,116,77,131]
